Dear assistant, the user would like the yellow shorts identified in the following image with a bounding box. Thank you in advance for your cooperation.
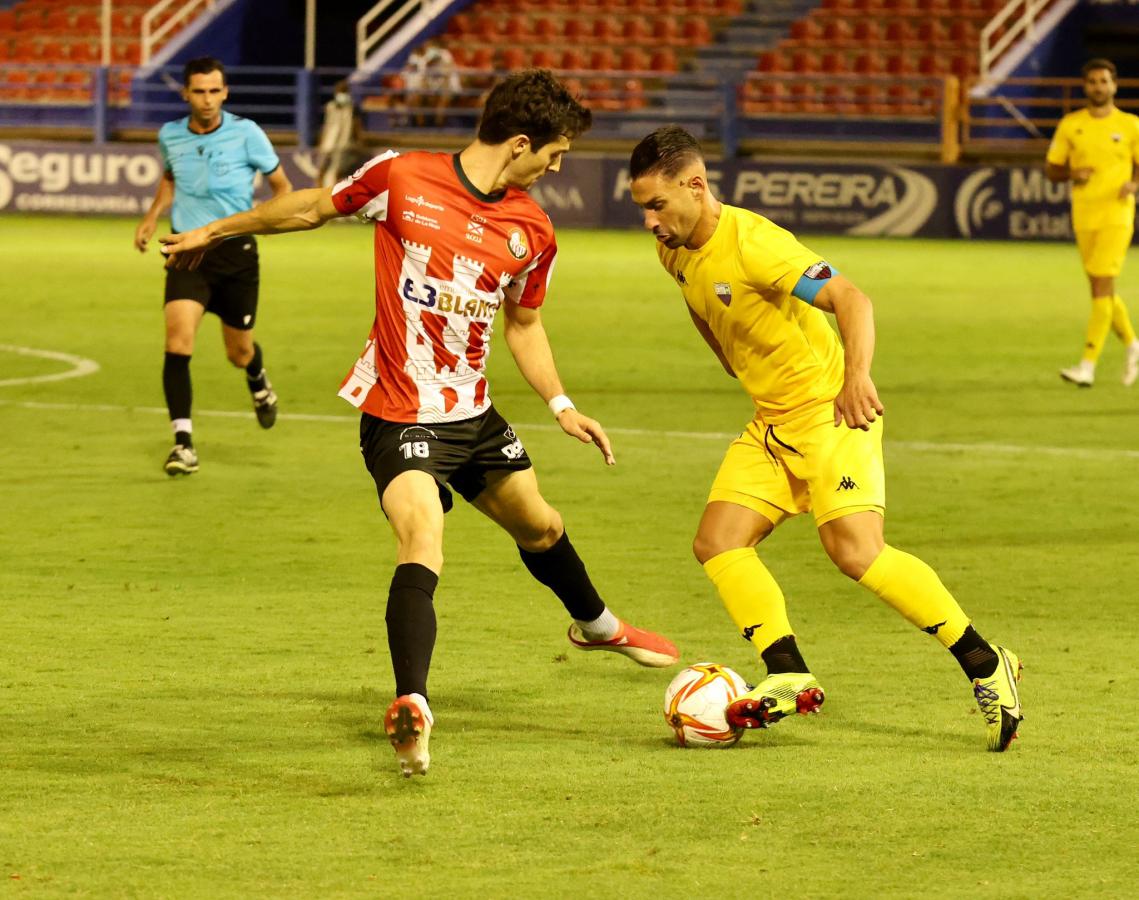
[708,403,885,527]
[1076,224,1133,278]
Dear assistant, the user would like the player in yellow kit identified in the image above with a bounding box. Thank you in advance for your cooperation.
[1046,58,1139,387]
[628,126,1023,751]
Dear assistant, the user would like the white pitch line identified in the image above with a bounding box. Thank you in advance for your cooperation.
[2,398,1138,462]
[0,345,101,387]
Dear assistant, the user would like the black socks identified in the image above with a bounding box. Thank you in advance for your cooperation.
[518,532,605,622]
[386,563,439,700]
[949,625,1000,681]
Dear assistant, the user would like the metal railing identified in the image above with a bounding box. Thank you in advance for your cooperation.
[979,0,1057,79]
[357,0,453,69]
[141,0,218,65]
[963,76,1139,151]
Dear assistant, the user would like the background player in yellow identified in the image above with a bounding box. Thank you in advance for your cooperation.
[1046,58,1139,388]
[628,126,1023,752]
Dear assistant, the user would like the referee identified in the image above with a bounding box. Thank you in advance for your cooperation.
[134,56,291,475]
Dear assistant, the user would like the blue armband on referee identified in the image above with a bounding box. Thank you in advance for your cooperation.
[791,262,839,305]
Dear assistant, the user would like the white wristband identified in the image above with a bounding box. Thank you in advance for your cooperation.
[548,394,575,417]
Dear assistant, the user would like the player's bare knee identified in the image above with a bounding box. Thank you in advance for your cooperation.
[693,532,735,565]
[826,541,876,581]
[226,346,254,368]
[516,507,563,552]
[165,332,194,355]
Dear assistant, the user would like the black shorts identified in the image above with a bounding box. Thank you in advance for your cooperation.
[359,406,533,513]
[164,236,260,330]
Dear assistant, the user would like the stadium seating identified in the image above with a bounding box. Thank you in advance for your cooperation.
[746,0,1000,118]
[0,0,206,104]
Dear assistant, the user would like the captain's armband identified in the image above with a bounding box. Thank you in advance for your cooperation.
[791,261,838,305]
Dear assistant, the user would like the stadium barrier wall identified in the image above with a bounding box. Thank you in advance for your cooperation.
[0,139,1115,243]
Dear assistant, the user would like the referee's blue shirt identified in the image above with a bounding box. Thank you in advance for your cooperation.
[159,111,280,233]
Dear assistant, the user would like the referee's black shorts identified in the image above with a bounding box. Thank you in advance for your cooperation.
[359,406,533,514]
[164,236,260,330]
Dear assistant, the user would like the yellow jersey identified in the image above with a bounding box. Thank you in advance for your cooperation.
[1046,107,1139,230]
[656,204,844,424]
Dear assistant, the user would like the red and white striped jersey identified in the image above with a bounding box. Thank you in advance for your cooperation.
[330,150,558,423]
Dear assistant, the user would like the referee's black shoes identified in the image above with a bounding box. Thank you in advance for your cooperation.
[252,383,278,429]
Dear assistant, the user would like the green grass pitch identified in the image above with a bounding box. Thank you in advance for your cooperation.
[1,214,1137,896]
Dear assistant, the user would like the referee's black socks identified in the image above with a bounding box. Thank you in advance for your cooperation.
[163,351,193,446]
[245,342,267,392]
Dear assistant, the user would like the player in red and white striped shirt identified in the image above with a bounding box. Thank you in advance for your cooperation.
[161,70,678,777]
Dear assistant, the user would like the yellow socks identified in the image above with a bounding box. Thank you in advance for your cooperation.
[857,545,969,648]
[703,548,792,655]
[1111,294,1137,345]
[1082,295,1115,364]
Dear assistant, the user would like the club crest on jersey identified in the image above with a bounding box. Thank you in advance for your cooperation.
[507,228,528,260]
[714,282,732,306]
[1112,133,1122,142]
[466,214,485,243]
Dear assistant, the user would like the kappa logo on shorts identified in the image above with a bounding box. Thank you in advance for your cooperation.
[837,475,858,491]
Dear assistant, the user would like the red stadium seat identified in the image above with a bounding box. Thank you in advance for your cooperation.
[500,47,527,70]
[586,76,621,111]
[887,82,922,115]
[852,20,883,46]
[821,19,853,45]
[788,19,824,45]
[947,20,980,45]
[533,17,558,41]
[471,14,498,41]
[622,78,647,110]
[561,48,586,71]
[589,47,617,70]
[791,49,819,73]
[650,48,678,72]
[530,48,559,68]
[756,51,787,73]
[622,19,650,43]
[820,51,846,74]
[884,53,914,75]
[467,46,494,70]
[852,52,884,74]
[592,17,621,43]
[502,16,531,41]
[619,47,649,71]
[651,19,680,46]
[563,18,588,41]
[446,13,472,36]
[917,53,948,75]
[915,20,949,45]
[883,19,917,47]
[681,18,711,46]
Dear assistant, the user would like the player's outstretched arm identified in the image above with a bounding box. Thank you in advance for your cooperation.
[159,187,339,269]
[814,275,884,430]
[501,300,615,465]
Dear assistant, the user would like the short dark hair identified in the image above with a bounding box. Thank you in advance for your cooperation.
[629,125,703,180]
[477,69,592,150]
[183,56,226,87]
[1082,58,1117,80]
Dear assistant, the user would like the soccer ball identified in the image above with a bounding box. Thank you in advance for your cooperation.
[663,662,749,748]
